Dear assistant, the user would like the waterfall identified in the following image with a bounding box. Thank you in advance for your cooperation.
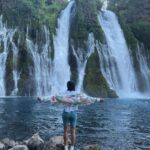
[10,32,20,96]
[0,16,15,96]
[26,26,52,96]
[101,0,108,10]
[98,10,140,97]
[136,44,150,94]
[52,1,74,94]
[72,33,95,92]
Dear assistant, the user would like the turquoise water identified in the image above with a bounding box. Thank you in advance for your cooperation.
[0,97,150,150]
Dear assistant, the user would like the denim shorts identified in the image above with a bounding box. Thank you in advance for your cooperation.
[62,111,77,128]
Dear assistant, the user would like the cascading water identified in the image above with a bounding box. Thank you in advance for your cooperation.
[97,10,139,97]
[72,33,95,92]
[52,1,74,94]
[0,16,15,96]
[10,32,20,96]
[136,44,150,94]
[26,26,52,96]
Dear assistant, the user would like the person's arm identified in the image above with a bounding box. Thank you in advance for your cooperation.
[37,96,74,104]
[37,96,51,102]
[79,95,103,105]
[37,95,104,105]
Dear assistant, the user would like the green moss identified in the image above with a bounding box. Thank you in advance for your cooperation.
[131,21,150,50]
[117,14,138,50]
[83,50,117,98]
[108,0,150,51]
[0,41,4,53]
[12,31,20,45]
[70,0,104,49]
[5,44,14,95]
[81,146,101,150]
[0,0,68,34]
[17,34,35,95]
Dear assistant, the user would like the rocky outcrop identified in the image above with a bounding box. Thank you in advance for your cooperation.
[26,133,44,150]
[0,133,101,150]
[9,145,29,150]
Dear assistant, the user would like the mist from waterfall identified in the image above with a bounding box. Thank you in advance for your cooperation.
[52,1,74,94]
[72,33,95,92]
[26,26,52,96]
[0,16,16,96]
[98,10,140,97]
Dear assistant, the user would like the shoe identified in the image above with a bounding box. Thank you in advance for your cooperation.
[70,146,74,150]
[64,145,68,150]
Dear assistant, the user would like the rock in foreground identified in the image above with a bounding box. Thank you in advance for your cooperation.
[0,134,101,150]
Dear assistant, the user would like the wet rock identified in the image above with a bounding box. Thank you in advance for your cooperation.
[27,133,44,150]
[9,145,29,150]
[0,142,5,150]
[1,138,16,149]
[81,145,101,150]
[50,136,64,145]
[43,136,64,150]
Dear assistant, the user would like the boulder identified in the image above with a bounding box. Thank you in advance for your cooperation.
[81,145,101,150]
[1,138,16,149]
[9,145,29,150]
[43,136,64,150]
[27,133,44,150]
[0,142,5,150]
[50,136,64,145]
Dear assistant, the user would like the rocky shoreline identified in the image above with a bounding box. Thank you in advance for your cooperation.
[0,133,101,150]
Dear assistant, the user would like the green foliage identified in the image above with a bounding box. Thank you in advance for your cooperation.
[117,13,138,50]
[5,44,14,95]
[131,21,150,50]
[0,41,4,53]
[0,0,68,33]
[70,0,104,49]
[108,0,150,50]
[17,34,35,95]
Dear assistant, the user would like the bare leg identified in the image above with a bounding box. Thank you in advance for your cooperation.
[64,126,69,145]
[71,127,76,146]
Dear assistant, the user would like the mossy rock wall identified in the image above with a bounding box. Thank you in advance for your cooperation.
[69,0,111,96]
[83,50,117,97]
[108,0,150,52]
[5,44,14,95]
[17,34,35,96]
[70,0,104,50]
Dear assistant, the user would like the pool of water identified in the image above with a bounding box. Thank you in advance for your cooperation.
[0,97,150,150]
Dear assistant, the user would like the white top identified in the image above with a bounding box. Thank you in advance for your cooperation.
[63,91,78,112]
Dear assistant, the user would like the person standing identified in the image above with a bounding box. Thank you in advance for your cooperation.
[62,81,78,150]
[38,81,103,150]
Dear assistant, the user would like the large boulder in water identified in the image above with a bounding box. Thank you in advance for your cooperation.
[27,133,44,150]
